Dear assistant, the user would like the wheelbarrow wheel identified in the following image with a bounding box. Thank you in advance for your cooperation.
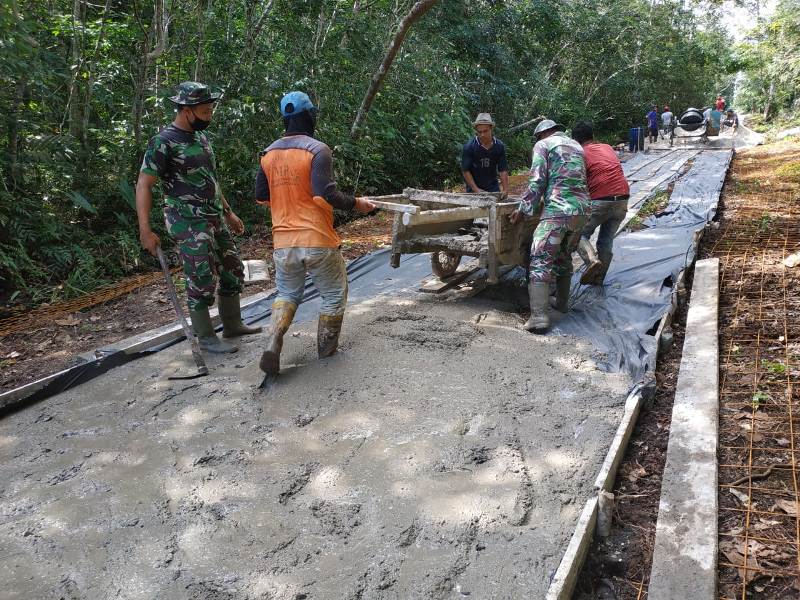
[431,251,462,279]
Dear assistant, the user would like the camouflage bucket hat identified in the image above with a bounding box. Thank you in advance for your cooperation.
[168,81,222,106]
[533,118,565,140]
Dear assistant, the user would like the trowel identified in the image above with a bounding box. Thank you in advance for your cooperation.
[156,246,209,380]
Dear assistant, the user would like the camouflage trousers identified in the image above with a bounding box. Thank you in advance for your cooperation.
[164,207,244,311]
[528,215,586,283]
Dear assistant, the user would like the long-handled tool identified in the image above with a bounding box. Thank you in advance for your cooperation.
[156,246,209,380]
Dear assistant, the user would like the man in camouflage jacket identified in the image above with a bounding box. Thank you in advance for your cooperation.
[136,81,261,353]
[511,119,591,334]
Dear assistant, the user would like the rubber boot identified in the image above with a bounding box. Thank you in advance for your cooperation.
[318,314,344,358]
[259,301,297,376]
[594,253,612,286]
[549,275,571,313]
[189,307,238,354]
[577,238,604,285]
[219,294,263,338]
[524,281,551,334]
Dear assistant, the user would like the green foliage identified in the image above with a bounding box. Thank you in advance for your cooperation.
[0,0,736,306]
[761,359,787,375]
[757,212,773,233]
[627,189,670,230]
[734,0,800,123]
[752,390,770,409]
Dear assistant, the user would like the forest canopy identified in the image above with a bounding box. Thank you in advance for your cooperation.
[0,0,744,304]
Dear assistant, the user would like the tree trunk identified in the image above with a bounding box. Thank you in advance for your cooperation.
[131,0,169,170]
[350,0,439,139]
[507,116,546,134]
[5,78,26,192]
[67,0,85,138]
[78,0,113,181]
[227,0,274,92]
[763,80,775,120]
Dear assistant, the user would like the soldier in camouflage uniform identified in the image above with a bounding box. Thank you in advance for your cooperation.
[136,81,261,353]
[510,119,591,334]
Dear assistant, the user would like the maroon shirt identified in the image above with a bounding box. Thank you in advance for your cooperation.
[581,142,630,200]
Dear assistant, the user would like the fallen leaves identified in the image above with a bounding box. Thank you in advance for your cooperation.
[54,315,80,327]
[773,499,799,516]
[625,463,648,483]
[730,488,751,506]
[720,539,762,585]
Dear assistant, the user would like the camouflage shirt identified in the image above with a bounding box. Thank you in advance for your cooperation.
[519,132,590,219]
[140,124,222,218]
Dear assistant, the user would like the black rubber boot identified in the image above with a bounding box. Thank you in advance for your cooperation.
[524,282,550,334]
[549,275,571,313]
[190,307,238,353]
[317,314,344,358]
[219,294,262,338]
[259,301,297,376]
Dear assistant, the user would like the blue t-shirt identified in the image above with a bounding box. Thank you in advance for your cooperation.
[646,110,658,129]
[461,137,508,192]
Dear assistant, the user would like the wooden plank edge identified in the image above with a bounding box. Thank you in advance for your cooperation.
[593,387,644,492]
[545,496,599,600]
[0,288,276,412]
[418,266,481,294]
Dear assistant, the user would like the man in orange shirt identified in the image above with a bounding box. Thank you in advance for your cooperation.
[255,92,374,376]
[571,121,630,286]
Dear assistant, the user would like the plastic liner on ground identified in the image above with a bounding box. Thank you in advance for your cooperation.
[553,150,732,381]
[2,149,732,411]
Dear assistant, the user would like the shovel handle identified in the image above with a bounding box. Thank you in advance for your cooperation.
[156,247,208,374]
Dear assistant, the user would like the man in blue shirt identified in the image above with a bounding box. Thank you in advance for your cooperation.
[708,107,722,136]
[461,113,509,196]
[645,105,659,144]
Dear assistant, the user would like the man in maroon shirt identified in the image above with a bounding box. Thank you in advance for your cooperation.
[571,122,630,285]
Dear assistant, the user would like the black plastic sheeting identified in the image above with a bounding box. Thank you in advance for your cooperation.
[0,251,434,416]
[552,149,732,381]
[3,149,731,414]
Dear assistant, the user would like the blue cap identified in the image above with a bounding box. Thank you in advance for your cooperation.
[280,91,317,118]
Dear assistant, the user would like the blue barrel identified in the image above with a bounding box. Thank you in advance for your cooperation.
[629,127,639,152]
[629,127,646,152]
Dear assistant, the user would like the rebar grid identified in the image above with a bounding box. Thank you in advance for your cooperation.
[0,267,180,338]
[709,150,800,599]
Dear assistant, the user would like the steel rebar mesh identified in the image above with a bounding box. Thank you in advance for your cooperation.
[0,268,179,338]
[708,147,800,599]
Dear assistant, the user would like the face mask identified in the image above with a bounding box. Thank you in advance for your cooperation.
[188,108,211,131]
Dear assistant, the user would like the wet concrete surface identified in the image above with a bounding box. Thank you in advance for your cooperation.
[0,292,630,599]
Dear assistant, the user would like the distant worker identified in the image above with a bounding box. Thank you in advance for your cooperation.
[715,95,726,111]
[571,122,630,286]
[721,109,739,135]
[461,113,509,197]
[136,81,261,354]
[661,105,674,139]
[510,119,590,334]
[255,92,374,377]
[645,105,660,144]
[707,105,723,136]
